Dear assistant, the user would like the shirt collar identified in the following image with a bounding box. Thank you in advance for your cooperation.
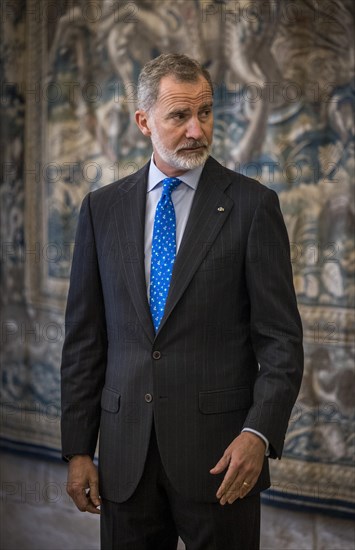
[147,154,205,192]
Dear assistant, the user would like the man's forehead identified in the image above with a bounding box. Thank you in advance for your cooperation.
[156,75,212,106]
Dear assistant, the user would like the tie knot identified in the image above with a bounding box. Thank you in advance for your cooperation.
[162,177,181,197]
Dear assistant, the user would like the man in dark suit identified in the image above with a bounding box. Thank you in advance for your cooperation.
[61,54,303,549]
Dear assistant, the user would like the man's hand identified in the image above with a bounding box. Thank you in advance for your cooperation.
[210,432,265,505]
[66,455,101,514]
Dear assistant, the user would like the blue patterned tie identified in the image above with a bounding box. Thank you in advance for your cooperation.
[150,177,181,332]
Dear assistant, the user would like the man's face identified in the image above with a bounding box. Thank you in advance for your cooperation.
[136,75,214,176]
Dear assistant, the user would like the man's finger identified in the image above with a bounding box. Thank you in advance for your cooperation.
[216,463,240,499]
[239,480,253,499]
[72,489,101,514]
[225,484,241,504]
[72,488,91,512]
[209,454,230,474]
[85,494,101,515]
[88,480,101,508]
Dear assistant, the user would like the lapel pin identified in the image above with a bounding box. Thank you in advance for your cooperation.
[217,206,225,212]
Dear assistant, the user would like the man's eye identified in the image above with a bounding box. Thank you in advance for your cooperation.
[173,113,186,120]
[200,110,211,119]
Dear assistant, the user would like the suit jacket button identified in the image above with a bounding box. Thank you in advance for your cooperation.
[145,393,153,403]
[152,351,161,360]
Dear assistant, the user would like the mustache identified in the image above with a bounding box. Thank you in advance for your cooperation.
[177,140,208,151]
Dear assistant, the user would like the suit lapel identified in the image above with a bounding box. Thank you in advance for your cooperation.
[112,162,155,343]
[157,158,234,336]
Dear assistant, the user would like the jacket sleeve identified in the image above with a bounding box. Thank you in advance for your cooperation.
[61,192,107,459]
[243,188,304,458]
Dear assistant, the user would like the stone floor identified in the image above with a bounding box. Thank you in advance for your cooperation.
[0,451,354,550]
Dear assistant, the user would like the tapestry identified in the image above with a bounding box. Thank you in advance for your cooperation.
[1,0,354,517]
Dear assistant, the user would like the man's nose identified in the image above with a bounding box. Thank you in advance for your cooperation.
[185,117,204,140]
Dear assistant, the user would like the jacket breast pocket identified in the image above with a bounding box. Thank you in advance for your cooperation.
[199,387,251,414]
[101,387,121,413]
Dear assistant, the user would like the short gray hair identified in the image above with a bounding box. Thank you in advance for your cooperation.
[137,53,213,112]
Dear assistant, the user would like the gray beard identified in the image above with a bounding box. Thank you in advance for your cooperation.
[151,134,211,171]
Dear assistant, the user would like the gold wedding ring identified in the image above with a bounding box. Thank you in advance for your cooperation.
[243,481,250,487]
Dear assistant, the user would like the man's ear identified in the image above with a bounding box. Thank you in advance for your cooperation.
[135,110,151,137]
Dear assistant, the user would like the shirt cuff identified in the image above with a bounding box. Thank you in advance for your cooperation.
[242,428,270,456]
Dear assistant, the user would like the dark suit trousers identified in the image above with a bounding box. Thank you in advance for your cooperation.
[100,426,260,550]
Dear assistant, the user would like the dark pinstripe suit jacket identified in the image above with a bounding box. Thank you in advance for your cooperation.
[61,156,303,503]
